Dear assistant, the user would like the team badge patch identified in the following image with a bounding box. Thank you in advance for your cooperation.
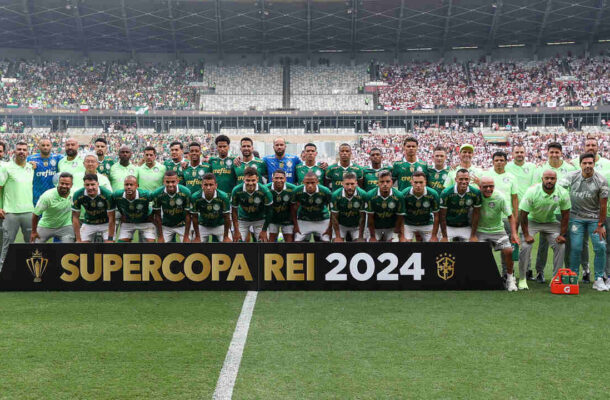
[353,201,360,208]
[213,204,220,211]
[198,169,205,176]
[287,161,293,167]
[315,170,322,176]
[136,204,144,210]
[466,199,473,206]
[50,159,57,166]
[153,167,159,172]
[315,198,322,204]
[283,194,290,202]
[254,197,261,204]
[388,201,396,209]
[97,201,104,208]
[488,202,495,208]
[226,159,232,167]
[423,201,430,208]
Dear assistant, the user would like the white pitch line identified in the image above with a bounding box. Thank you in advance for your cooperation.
[213,290,258,400]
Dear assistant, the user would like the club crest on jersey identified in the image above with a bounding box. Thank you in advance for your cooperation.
[503,177,510,183]
[423,201,430,208]
[213,204,220,211]
[176,198,183,206]
[287,161,293,167]
[466,199,473,206]
[129,169,135,174]
[226,159,232,167]
[153,167,159,172]
[388,201,396,209]
[315,170,322,176]
[353,201,360,208]
[488,201,495,208]
[283,194,290,202]
[315,197,322,204]
[136,204,144,210]
[553,195,559,201]
[254,197,261,204]
[198,169,205,176]
[72,161,78,167]
[50,159,57,166]
[97,201,104,208]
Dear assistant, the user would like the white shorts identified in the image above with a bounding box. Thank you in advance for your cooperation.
[478,232,512,251]
[404,224,434,242]
[268,223,294,235]
[338,224,362,241]
[36,225,74,243]
[199,224,225,241]
[119,222,156,241]
[80,223,109,242]
[162,225,185,242]
[238,220,264,241]
[447,226,472,241]
[373,228,397,242]
[295,219,330,242]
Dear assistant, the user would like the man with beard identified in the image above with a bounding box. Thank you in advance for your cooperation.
[94,138,115,177]
[208,135,237,195]
[330,172,367,242]
[113,176,156,243]
[137,146,166,192]
[439,169,482,242]
[426,146,449,193]
[362,147,392,191]
[366,170,406,242]
[559,153,609,290]
[27,138,63,206]
[293,172,332,242]
[263,137,301,184]
[231,167,273,242]
[72,174,116,243]
[572,137,610,174]
[266,169,296,242]
[31,172,74,243]
[402,172,441,242]
[233,137,267,184]
[58,138,85,179]
[0,142,34,269]
[109,146,139,191]
[190,173,231,243]
[152,171,191,243]
[164,141,186,184]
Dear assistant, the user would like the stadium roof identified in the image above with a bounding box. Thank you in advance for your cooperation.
[0,0,608,56]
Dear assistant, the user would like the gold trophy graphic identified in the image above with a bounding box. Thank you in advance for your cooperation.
[25,249,48,283]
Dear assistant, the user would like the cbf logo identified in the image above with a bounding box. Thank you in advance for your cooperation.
[436,253,455,280]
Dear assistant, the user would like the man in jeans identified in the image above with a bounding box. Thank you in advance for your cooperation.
[559,153,609,291]
[518,170,571,290]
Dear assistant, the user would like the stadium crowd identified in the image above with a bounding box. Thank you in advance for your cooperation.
[0,129,609,292]
[379,56,610,110]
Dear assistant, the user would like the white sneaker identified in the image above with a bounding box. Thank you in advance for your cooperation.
[605,277,610,288]
[506,275,518,292]
[592,278,609,292]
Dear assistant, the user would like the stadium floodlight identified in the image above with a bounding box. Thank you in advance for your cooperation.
[599,39,610,43]
[452,46,478,50]
[546,41,575,45]
[406,48,432,51]
[498,44,525,48]
[360,49,385,52]
[318,49,344,53]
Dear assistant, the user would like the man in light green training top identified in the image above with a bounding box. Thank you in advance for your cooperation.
[231,167,273,242]
[58,138,85,178]
[138,146,166,192]
[152,170,191,243]
[478,176,519,292]
[330,171,367,242]
[0,141,34,269]
[31,172,75,243]
[444,144,483,188]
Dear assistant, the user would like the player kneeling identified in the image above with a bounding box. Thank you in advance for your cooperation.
[113,176,156,242]
[293,172,332,242]
[366,170,406,242]
[266,170,296,242]
[478,177,520,292]
[190,173,231,242]
[330,172,367,242]
[401,171,440,242]
[72,174,116,243]
[152,170,192,242]
[31,172,75,243]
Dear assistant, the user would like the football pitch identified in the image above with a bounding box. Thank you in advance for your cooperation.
[1,241,608,399]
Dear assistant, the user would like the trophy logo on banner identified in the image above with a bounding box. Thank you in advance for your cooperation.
[25,249,49,283]
[436,253,455,281]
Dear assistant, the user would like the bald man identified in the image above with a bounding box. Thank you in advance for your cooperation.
[262,137,302,184]
[109,146,139,191]
[28,138,63,206]
[58,138,85,178]
[517,170,571,290]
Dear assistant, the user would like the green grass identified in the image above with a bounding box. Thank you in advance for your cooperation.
[0,236,607,399]
[0,292,245,399]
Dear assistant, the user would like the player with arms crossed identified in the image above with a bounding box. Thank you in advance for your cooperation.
[190,173,231,243]
[72,174,116,243]
[330,172,367,242]
[366,170,406,242]
[152,170,191,243]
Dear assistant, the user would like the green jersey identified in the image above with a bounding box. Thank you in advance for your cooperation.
[164,159,186,184]
[109,163,139,191]
[444,166,483,188]
[233,158,267,184]
[481,169,518,214]
[113,189,153,223]
[426,167,449,193]
[293,184,332,221]
[137,162,166,192]
[0,160,34,213]
[151,185,191,227]
[96,156,115,177]
[505,161,536,199]
[440,185,482,227]
[34,188,72,228]
[266,182,297,225]
[532,161,577,184]
[296,164,325,184]
[478,191,511,234]
[366,188,405,229]
[325,163,364,192]
[402,186,440,226]
[519,184,571,223]
[190,189,230,228]
[71,186,115,225]
[392,159,428,191]
[183,162,211,194]
[363,166,392,191]
[330,187,368,227]
[209,156,237,195]
[58,156,86,177]
[231,183,273,221]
